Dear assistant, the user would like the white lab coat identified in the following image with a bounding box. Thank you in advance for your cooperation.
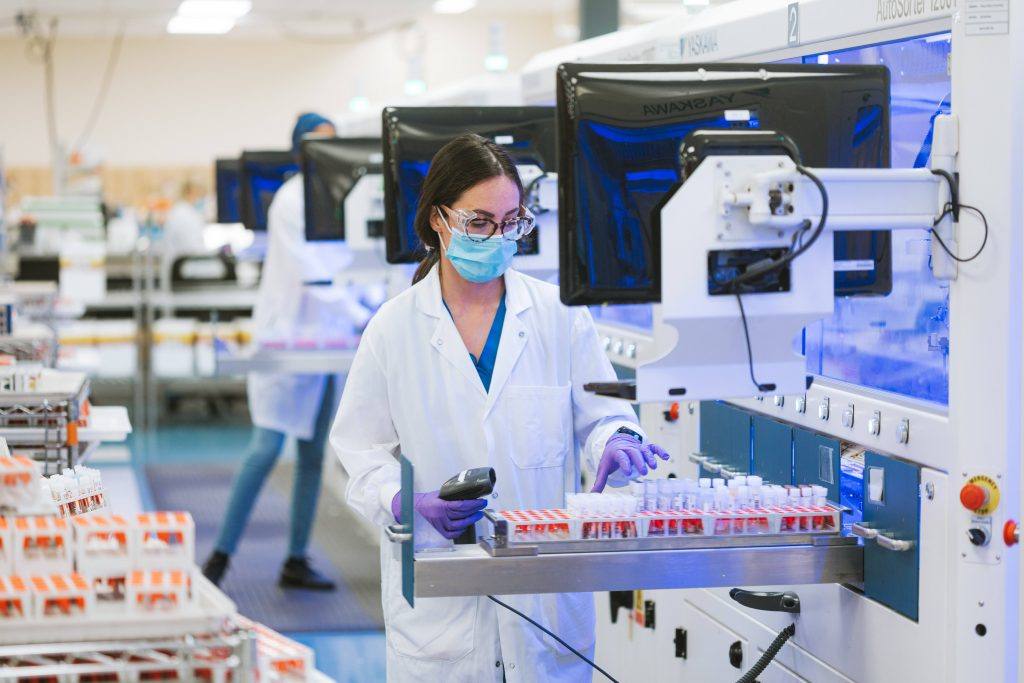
[331,265,642,682]
[163,201,208,257]
[247,174,361,440]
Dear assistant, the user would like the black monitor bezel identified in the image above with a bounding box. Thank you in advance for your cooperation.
[238,150,298,232]
[556,61,893,306]
[382,106,558,264]
[214,158,241,224]
[301,136,384,242]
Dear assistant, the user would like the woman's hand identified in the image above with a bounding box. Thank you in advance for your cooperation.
[592,436,670,492]
[391,490,487,539]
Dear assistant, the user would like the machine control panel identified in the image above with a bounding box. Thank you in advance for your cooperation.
[960,474,1003,565]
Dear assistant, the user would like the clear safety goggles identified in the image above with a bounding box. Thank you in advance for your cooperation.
[438,205,536,242]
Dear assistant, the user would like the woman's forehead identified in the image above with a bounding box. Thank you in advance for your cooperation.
[453,176,519,215]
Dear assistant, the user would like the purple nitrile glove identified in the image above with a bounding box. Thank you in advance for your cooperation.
[391,490,487,540]
[591,436,670,492]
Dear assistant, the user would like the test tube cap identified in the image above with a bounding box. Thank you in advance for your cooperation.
[747,475,763,487]
[698,478,711,488]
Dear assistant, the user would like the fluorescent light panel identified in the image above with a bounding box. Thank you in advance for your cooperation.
[177,0,252,19]
[433,0,476,14]
[167,14,236,34]
[682,0,711,6]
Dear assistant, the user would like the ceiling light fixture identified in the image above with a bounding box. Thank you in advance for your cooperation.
[167,14,236,34]
[432,0,477,15]
[177,0,252,19]
[682,0,711,6]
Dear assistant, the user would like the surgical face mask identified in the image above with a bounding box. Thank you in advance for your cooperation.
[438,209,518,283]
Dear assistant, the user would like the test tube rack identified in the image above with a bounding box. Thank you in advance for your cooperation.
[126,569,193,614]
[491,501,843,548]
[238,616,317,682]
[134,511,195,569]
[12,515,73,575]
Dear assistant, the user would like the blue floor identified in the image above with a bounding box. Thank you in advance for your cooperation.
[285,630,387,682]
[128,424,386,681]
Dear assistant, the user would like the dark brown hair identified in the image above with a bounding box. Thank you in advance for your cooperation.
[411,133,524,284]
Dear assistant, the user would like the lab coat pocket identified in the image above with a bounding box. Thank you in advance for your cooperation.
[504,384,571,469]
[383,553,478,662]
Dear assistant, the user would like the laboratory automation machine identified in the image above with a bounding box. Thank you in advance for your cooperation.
[381,106,560,281]
[384,1,1022,682]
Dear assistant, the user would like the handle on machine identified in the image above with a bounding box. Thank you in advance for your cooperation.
[875,532,915,552]
[384,524,412,544]
[851,523,878,540]
[729,588,801,614]
[688,452,709,466]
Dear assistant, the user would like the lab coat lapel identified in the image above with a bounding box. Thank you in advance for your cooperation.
[416,266,488,399]
[483,270,532,419]
[430,317,488,399]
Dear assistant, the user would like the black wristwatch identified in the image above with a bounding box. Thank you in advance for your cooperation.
[615,426,644,443]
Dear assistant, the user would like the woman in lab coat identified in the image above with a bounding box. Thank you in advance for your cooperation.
[202,113,367,590]
[332,133,670,681]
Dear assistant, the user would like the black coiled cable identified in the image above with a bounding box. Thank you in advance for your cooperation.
[735,623,797,683]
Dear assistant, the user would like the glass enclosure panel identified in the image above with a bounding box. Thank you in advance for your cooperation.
[801,34,952,404]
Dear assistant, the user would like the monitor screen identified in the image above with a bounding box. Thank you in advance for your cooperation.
[556,62,892,306]
[238,150,299,232]
[214,158,241,224]
[301,137,384,242]
[382,106,557,264]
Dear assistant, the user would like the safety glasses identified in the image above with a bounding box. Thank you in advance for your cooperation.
[437,205,536,242]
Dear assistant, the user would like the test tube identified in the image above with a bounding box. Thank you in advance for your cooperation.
[657,479,672,512]
[783,488,801,531]
[714,489,732,535]
[747,476,764,508]
[713,478,726,490]
[644,480,658,512]
[733,475,748,487]
[683,479,698,510]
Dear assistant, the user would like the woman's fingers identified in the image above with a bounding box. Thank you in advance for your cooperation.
[623,446,648,476]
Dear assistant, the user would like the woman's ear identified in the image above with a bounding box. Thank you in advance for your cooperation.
[429,206,447,241]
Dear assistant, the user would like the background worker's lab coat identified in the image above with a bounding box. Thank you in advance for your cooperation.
[247,174,364,440]
[163,200,209,257]
[331,266,643,682]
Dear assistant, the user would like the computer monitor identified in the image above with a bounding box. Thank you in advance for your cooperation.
[556,62,892,306]
[214,158,241,224]
[382,106,557,264]
[301,137,384,242]
[238,150,299,232]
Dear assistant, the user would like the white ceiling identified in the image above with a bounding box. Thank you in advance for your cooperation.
[0,0,733,38]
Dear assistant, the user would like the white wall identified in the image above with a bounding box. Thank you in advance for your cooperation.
[0,11,565,166]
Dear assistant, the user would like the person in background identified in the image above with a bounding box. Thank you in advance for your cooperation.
[163,179,209,257]
[331,133,670,680]
[202,112,359,591]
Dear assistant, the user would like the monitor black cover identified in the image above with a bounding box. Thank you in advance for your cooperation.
[301,137,383,242]
[556,62,892,306]
[214,158,241,224]
[382,106,557,264]
[238,150,299,232]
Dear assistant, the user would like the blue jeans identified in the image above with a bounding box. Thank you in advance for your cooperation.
[214,377,336,559]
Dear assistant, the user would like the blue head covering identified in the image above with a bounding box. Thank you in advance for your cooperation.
[292,112,334,156]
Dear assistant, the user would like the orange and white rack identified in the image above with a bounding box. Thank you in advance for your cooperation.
[238,617,317,682]
[134,511,195,569]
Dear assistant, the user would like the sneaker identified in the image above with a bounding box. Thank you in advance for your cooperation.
[279,556,337,591]
[202,551,230,586]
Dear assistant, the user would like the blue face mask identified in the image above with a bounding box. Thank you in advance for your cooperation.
[442,229,518,283]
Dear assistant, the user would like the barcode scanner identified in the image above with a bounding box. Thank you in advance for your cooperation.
[439,467,496,501]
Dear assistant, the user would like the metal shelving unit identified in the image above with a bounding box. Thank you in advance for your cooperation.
[0,624,257,682]
[214,347,357,376]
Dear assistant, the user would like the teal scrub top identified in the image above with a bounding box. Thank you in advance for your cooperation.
[442,295,506,392]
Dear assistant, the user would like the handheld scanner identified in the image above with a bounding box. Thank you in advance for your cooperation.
[439,467,496,501]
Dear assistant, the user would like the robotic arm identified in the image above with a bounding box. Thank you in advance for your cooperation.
[630,122,962,402]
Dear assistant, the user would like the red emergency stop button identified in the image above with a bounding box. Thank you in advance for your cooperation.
[664,402,680,423]
[1004,520,1019,547]
[960,484,988,511]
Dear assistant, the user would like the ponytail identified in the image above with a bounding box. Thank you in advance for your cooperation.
[412,249,440,285]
